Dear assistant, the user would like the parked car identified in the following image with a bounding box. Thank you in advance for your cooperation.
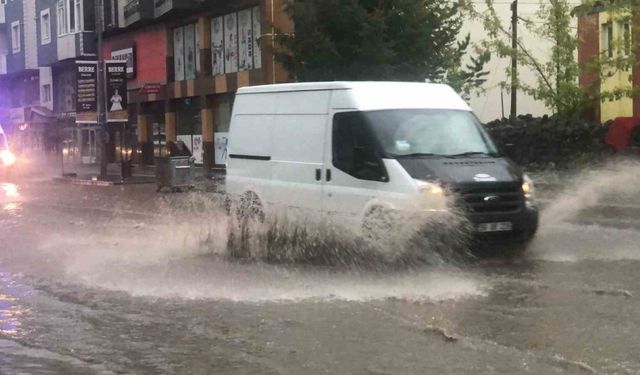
[606,117,640,153]
[226,82,539,248]
[0,124,17,179]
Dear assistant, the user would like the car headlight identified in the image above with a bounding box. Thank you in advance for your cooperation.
[0,150,16,167]
[522,174,535,206]
[415,179,444,196]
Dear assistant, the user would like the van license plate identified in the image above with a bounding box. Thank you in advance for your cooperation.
[477,222,513,233]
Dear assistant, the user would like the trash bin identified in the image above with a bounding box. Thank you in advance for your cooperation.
[155,156,195,192]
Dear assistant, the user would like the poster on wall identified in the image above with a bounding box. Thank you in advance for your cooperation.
[173,27,185,81]
[214,132,229,165]
[252,7,262,69]
[184,24,197,80]
[211,16,225,75]
[105,61,128,122]
[75,61,98,124]
[238,9,253,71]
[177,134,204,165]
[224,13,238,74]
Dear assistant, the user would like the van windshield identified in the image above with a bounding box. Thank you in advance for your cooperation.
[362,109,499,158]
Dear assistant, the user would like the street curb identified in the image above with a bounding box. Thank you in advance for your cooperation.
[52,177,156,186]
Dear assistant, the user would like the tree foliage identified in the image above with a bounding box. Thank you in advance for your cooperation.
[273,0,490,98]
[463,0,640,120]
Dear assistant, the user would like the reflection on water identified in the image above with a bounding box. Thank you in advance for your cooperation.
[1,183,19,198]
[0,273,27,337]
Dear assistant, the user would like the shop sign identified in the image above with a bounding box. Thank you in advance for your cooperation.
[76,61,98,124]
[106,61,129,122]
[110,44,136,79]
[139,83,166,96]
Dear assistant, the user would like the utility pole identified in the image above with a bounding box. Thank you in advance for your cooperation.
[95,0,107,178]
[510,0,518,120]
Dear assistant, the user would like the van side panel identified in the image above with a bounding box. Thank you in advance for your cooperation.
[267,91,330,210]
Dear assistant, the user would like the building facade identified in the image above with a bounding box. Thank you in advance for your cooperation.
[102,0,292,172]
[577,5,639,123]
[1,0,292,172]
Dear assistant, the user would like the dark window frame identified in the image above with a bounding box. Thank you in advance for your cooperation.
[331,112,389,183]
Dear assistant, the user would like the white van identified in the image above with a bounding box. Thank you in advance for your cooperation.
[226,82,538,244]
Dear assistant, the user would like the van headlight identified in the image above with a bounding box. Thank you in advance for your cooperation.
[522,174,535,207]
[0,150,16,167]
[415,179,444,196]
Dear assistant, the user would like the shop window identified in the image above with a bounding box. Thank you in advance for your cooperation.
[332,112,388,182]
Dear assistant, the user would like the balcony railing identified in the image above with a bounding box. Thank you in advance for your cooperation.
[124,0,154,26]
[153,0,200,19]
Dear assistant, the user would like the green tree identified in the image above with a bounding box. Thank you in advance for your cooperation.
[273,0,490,98]
[464,0,640,120]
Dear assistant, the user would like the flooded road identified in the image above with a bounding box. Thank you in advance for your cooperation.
[2,167,640,374]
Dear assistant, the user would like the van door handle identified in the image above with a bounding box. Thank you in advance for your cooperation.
[326,169,332,182]
[315,169,322,181]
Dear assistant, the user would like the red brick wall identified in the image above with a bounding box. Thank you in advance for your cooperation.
[103,25,168,86]
[578,12,601,122]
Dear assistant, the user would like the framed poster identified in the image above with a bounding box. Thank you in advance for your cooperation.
[238,9,252,71]
[214,132,229,165]
[252,6,262,69]
[224,13,238,74]
[105,61,128,122]
[211,16,225,75]
[75,61,98,124]
[173,27,185,81]
[184,24,196,80]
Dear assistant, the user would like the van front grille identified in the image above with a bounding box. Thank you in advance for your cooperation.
[452,183,524,214]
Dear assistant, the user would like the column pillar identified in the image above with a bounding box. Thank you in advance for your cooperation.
[200,95,215,176]
[136,104,153,165]
[165,99,177,155]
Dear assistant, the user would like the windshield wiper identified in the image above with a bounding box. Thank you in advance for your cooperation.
[447,151,498,158]
[392,152,450,159]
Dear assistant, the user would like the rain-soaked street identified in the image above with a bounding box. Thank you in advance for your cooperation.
[2,164,640,374]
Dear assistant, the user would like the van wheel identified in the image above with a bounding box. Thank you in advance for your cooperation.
[236,192,265,224]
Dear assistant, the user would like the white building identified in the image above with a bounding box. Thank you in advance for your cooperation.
[463,2,554,122]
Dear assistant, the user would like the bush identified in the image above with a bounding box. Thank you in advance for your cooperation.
[485,115,611,169]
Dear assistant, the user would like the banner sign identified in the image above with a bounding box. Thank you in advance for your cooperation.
[106,61,128,122]
[76,61,98,124]
[110,44,136,79]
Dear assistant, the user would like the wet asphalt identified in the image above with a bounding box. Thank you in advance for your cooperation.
[2,164,640,375]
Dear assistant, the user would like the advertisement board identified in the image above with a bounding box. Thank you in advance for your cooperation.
[105,61,128,122]
[253,7,262,69]
[224,13,238,73]
[76,61,98,124]
[212,16,225,75]
[173,27,185,81]
[238,9,253,71]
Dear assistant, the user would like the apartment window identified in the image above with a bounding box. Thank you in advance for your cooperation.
[602,23,613,58]
[57,0,67,35]
[11,21,21,54]
[42,84,52,103]
[41,9,51,45]
[74,0,83,32]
